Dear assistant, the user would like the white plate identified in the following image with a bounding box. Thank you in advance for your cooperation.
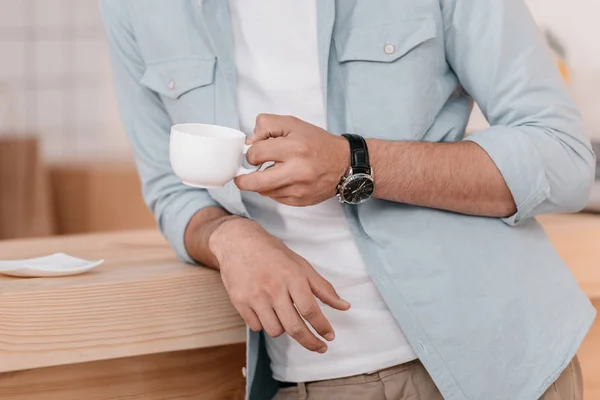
[0,253,104,278]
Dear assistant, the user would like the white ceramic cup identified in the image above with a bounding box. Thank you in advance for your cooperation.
[170,123,259,188]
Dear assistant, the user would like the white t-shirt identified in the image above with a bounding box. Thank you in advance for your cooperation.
[228,0,417,383]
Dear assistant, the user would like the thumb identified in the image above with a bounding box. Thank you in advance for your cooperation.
[247,113,295,144]
[308,272,351,311]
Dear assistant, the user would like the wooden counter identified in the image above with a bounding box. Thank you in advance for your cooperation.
[0,231,246,399]
[0,213,598,399]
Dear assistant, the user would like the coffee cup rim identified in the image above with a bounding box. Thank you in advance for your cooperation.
[171,123,245,140]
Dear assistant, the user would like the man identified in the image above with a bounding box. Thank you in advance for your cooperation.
[101,0,596,399]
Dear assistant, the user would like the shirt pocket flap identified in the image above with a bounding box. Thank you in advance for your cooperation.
[335,17,436,63]
[140,58,216,99]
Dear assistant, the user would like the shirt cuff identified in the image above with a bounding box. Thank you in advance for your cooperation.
[161,194,220,264]
[464,126,550,225]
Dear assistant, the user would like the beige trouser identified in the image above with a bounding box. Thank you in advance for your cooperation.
[273,356,582,400]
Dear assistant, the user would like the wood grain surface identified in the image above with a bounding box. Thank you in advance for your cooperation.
[0,231,245,373]
[0,344,246,400]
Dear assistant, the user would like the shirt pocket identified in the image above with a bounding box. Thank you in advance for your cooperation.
[140,57,216,124]
[334,17,442,140]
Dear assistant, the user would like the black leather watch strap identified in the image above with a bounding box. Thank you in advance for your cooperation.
[342,134,371,175]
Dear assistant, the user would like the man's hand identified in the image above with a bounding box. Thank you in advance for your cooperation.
[208,217,351,353]
[235,114,349,206]
[233,113,516,217]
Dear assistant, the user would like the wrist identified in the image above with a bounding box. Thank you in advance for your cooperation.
[334,135,351,178]
[365,138,381,170]
[365,138,386,196]
[208,216,257,262]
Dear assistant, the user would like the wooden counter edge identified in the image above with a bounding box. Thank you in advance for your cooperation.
[0,230,246,373]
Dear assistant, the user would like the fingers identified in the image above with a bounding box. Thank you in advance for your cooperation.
[235,164,296,193]
[274,299,328,353]
[259,185,309,202]
[238,306,263,332]
[290,280,335,341]
[248,114,298,144]
[265,195,304,207]
[308,271,351,311]
[234,295,326,352]
[242,294,331,353]
[253,304,285,338]
[245,138,294,165]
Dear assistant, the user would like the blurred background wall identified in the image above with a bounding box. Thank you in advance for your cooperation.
[527,0,600,136]
[0,0,598,238]
[0,0,598,153]
[0,0,128,160]
[0,0,151,238]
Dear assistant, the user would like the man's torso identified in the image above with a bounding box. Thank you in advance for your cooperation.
[229,0,417,382]
[113,1,595,398]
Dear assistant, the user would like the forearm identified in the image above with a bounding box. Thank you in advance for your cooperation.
[368,139,517,217]
[184,206,244,269]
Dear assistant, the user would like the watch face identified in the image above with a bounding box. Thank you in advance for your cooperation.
[341,174,375,204]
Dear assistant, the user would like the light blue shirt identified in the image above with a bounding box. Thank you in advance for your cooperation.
[101,1,596,399]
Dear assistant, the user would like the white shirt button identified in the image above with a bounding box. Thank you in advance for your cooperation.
[241,367,247,378]
[168,79,176,90]
[384,44,396,55]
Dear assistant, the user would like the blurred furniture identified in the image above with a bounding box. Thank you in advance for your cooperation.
[0,214,598,399]
[0,143,154,238]
[49,162,155,234]
[0,136,54,239]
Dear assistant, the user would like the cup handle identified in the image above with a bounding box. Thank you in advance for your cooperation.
[236,144,261,177]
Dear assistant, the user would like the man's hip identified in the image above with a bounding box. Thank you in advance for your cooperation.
[273,356,583,400]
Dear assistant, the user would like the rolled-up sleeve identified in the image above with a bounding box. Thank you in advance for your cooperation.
[100,0,219,261]
[441,0,596,224]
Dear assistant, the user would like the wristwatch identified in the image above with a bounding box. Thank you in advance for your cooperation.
[337,134,375,205]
